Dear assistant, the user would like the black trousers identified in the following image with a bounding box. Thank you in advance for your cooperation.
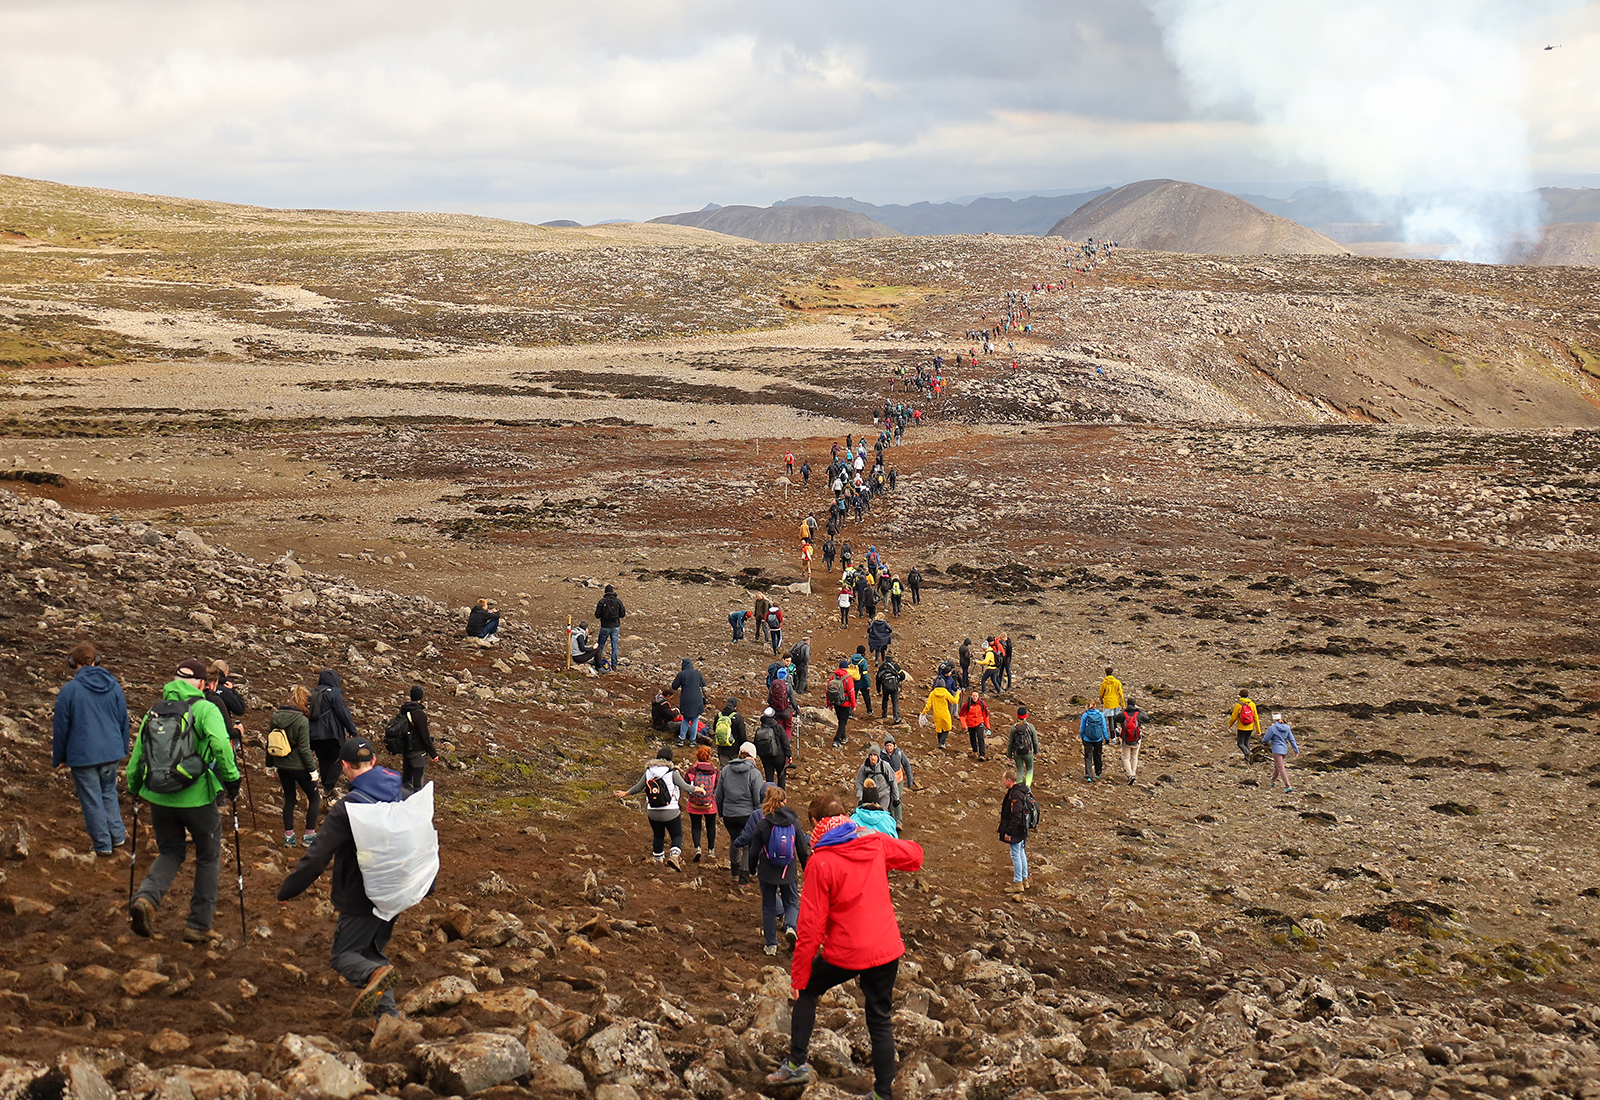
[331,910,398,1016]
[649,815,684,856]
[723,815,750,877]
[402,754,428,792]
[881,689,899,721]
[833,706,851,745]
[134,801,223,933]
[791,956,900,1098]
[311,740,342,794]
[277,768,320,831]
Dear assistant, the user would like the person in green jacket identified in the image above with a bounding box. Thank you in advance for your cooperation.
[127,658,241,943]
[267,685,320,848]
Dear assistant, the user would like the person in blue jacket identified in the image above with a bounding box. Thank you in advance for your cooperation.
[52,641,130,856]
[850,780,899,837]
[1079,707,1110,783]
[1260,712,1301,792]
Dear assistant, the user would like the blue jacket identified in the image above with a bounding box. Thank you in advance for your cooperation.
[1260,721,1300,755]
[1079,708,1109,743]
[53,666,130,768]
[851,805,899,837]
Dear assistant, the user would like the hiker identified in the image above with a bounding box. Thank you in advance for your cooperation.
[734,784,810,955]
[309,670,358,796]
[267,685,320,847]
[466,599,500,639]
[682,745,721,862]
[888,573,904,616]
[907,566,922,605]
[801,460,811,485]
[651,690,678,734]
[712,698,746,765]
[855,744,899,810]
[669,659,707,748]
[127,658,242,944]
[593,585,626,670]
[1007,705,1040,787]
[765,790,924,1097]
[1079,705,1110,782]
[785,451,795,475]
[395,686,437,792]
[754,706,792,787]
[753,593,771,644]
[729,607,751,642]
[852,780,899,836]
[879,733,914,825]
[919,676,959,749]
[52,641,130,857]
[958,639,972,690]
[849,647,873,716]
[716,742,767,885]
[866,614,892,666]
[278,737,435,1018]
[821,537,836,572]
[569,622,600,665]
[839,540,853,569]
[1261,712,1300,792]
[827,659,857,747]
[1227,690,1262,764]
[1119,699,1143,785]
[1099,666,1125,735]
[766,603,784,656]
[876,653,903,723]
[999,634,1014,691]
[978,642,1001,694]
[766,668,796,752]
[615,745,692,870]
[204,660,248,756]
[999,765,1034,895]
[860,581,879,619]
[789,639,811,695]
[837,584,853,627]
[960,688,992,760]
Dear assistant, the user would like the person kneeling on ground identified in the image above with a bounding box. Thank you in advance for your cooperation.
[767,790,925,1098]
[569,621,599,665]
[278,737,433,1018]
[466,599,500,639]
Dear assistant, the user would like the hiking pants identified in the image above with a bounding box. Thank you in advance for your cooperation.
[823,552,835,571]
[881,689,899,722]
[967,725,987,758]
[855,679,871,714]
[910,584,920,604]
[71,761,125,854]
[1271,752,1291,788]
[649,814,683,858]
[762,757,787,789]
[793,662,809,694]
[958,661,970,690]
[891,596,902,616]
[723,815,751,878]
[770,628,782,656]
[1121,742,1141,781]
[1083,741,1104,779]
[981,668,1002,694]
[311,739,342,795]
[731,620,744,641]
[402,754,429,793]
[754,617,767,643]
[331,910,398,1017]
[839,606,850,627]
[1012,752,1034,788]
[135,801,222,933]
[761,881,799,946]
[277,768,320,832]
[1237,730,1254,763]
[689,813,717,854]
[790,957,899,1099]
[833,705,851,746]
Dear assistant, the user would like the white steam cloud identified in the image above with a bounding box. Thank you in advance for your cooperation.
[1150,0,1572,262]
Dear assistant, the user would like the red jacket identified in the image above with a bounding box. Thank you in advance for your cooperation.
[831,669,857,709]
[791,823,924,992]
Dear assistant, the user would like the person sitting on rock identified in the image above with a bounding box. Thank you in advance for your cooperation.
[569,621,599,666]
[466,599,500,639]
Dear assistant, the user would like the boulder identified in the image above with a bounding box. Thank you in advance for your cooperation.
[56,1051,115,1100]
[581,1020,674,1089]
[524,1020,569,1069]
[400,975,477,1016]
[2,822,29,860]
[533,1063,587,1094]
[281,590,317,611]
[173,528,215,556]
[368,1014,424,1061]
[279,1051,368,1100]
[162,1067,253,1100]
[417,1032,530,1096]
[147,1029,192,1056]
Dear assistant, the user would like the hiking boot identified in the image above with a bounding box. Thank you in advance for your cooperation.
[95,849,116,858]
[666,849,683,871]
[284,832,298,847]
[302,831,316,846]
[739,874,752,886]
[764,944,778,956]
[130,896,155,938]
[182,926,218,945]
[351,964,400,1018]
[785,925,797,948]
[693,846,702,863]
[1005,881,1024,895]
[765,1061,812,1087]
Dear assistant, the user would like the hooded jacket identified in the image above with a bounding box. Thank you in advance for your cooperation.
[267,705,316,772]
[880,744,914,790]
[399,700,436,760]
[999,782,1031,843]
[1079,708,1110,743]
[309,670,358,744]
[713,757,766,818]
[855,751,899,807]
[594,590,626,629]
[791,823,924,992]
[1099,674,1125,710]
[1260,720,1300,755]
[830,668,857,709]
[866,617,893,652]
[52,665,129,768]
[851,803,899,837]
[126,679,240,808]
[960,697,991,730]
[278,765,422,916]
[670,660,706,717]
[626,760,693,821]
[652,693,676,732]
[920,686,957,732]
[735,805,811,884]
[754,714,791,762]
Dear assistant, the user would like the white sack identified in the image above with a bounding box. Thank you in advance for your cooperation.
[346,782,440,921]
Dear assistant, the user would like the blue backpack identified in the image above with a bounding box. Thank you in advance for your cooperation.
[765,823,797,868]
[1081,709,1108,742]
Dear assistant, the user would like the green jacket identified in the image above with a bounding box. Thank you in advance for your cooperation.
[126,679,241,807]
[267,705,317,773]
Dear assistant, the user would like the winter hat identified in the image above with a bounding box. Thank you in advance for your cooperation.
[410,685,425,701]
[1016,706,1028,716]
[656,745,674,762]
[604,584,615,594]
[739,742,759,760]
[838,657,849,668]
[726,696,739,709]
[883,734,897,747]
[763,707,775,717]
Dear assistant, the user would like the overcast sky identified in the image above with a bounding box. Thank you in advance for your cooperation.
[1,0,1595,224]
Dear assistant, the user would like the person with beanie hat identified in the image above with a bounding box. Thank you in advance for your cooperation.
[398,685,437,792]
[754,706,792,788]
[1007,705,1040,787]
[593,584,626,671]
[879,734,914,826]
[854,744,898,811]
[851,779,899,837]
[715,742,767,884]
[616,746,693,870]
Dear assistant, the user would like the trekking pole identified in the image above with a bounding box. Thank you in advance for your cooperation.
[230,797,247,941]
[128,795,139,901]
[240,753,258,830]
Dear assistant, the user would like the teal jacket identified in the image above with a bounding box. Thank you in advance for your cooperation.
[851,805,899,838]
[126,679,241,807]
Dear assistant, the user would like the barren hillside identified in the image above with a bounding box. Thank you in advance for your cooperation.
[1048,180,1348,257]
[650,204,901,244]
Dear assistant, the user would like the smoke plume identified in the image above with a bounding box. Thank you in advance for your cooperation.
[1149,0,1570,262]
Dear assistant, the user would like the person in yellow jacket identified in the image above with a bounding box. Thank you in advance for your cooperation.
[920,680,959,750]
[1099,666,1126,736]
[979,646,1000,693]
[1226,690,1261,765]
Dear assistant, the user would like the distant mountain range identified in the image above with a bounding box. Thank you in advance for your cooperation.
[647,204,898,243]
[773,191,1109,236]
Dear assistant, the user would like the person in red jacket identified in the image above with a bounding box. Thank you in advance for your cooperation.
[766,790,925,1097]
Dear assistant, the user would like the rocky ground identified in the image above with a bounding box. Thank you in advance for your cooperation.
[0,180,1598,1099]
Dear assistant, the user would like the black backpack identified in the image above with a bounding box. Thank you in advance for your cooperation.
[1020,785,1041,831]
[384,709,412,755]
[755,722,780,759]
[1008,722,1034,757]
[135,699,211,795]
[644,772,673,809]
[309,685,333,722]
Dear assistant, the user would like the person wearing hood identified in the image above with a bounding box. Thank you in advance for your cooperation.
[851,779,899,837]
[309,669,359,796]
[875,653,904,723]
[127,658,241,943]
[267,685,320,847]
[855,744,899,811]
[879,734,914,826]
[52,641,130,856]
[398,686,437,792]
[754,706,792,788]
[765,790,924,1097]
[734,784,811,954]
[788,639,811,695]
[957,638,972,690]
[919,677,959,749]
[279,737,428,1018]
[651,690,678,734]
[712,697,746,766]
[1260,712,1301,792]
[715,743,768,885]
[866,615,892,666]
[616,746,693,870]
[669,659,707,748]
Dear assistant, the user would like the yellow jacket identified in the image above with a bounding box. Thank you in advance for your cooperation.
[921,686,958,732]
[1229,698,1260,731]
[980,650,996,671]
[1099,675,1125,710]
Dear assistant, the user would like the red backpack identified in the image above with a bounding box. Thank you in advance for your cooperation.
[685,766,716,813]
[1238,700,1256,727]
[1124,710,1142,744]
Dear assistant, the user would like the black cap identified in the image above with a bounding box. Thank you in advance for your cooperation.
[175,658,207,679]
[339,738,375,765]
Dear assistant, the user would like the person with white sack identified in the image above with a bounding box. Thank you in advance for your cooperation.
[278,736,438,1018]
